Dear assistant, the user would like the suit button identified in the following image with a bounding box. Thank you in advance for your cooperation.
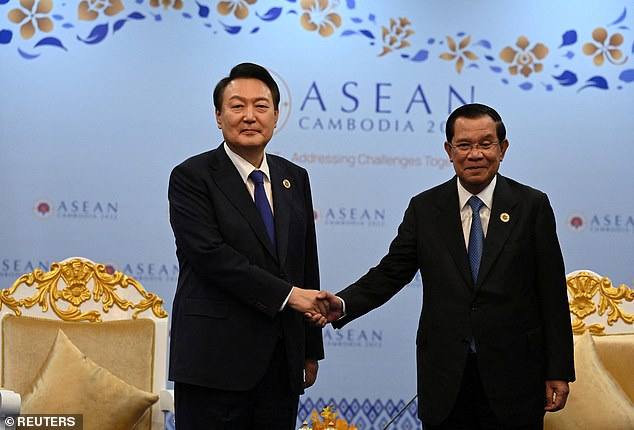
[471,302,479,311]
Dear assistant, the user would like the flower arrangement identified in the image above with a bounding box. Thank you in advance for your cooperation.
[299,405,359,430]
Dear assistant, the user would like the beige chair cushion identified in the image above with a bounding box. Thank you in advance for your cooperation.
[21,329,158,430]
[544,331,634,429]
[2,315,157,430]
[594,334,634,404]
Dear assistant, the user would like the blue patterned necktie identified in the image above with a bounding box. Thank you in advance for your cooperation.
[467,196,484,283]
[467,195,484,353]
[249,170,276,248]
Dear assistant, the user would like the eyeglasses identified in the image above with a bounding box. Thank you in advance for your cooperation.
[448,141,501,153]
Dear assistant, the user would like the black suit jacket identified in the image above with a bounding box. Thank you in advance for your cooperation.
[333,175,574,425]
[168,144,323,394]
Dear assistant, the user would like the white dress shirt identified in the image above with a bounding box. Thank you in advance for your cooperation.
[457,175,497,251]
[223,142,274,213]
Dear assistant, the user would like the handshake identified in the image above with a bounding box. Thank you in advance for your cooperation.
[288,288,344,327]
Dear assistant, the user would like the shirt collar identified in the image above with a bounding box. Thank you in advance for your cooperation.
[457,175,497,210]
[223,141,271,184]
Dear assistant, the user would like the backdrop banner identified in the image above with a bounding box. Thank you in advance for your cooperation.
[2,1,633,429]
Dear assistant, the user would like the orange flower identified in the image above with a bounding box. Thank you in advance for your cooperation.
[307,406,358,430]
[582,28,627,66]
[499,36,549,77]
[78,0,125,21]
[217,0,256,20]
[440,35,478,74]
[8,0,54,40]
[379,17,414,56]
[150,0,183,10]
[300,0,342,38]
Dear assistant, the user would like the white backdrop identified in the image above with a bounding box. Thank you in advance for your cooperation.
[2,1,634,428]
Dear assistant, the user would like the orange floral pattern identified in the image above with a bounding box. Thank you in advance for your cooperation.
[78,0,125,21]
[8,0,54,40]
[499,36,549,77]
[149,0,183,10]
[582,28,627,66]
[440,35,478,74]
[217,0,256,20]
[300,0,341,38]
[305,405,358,430]
[379,17,414,56]
[2,1,633,94]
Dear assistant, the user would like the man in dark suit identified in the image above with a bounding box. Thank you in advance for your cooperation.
[310,104,575,429]
[168,62,327,429]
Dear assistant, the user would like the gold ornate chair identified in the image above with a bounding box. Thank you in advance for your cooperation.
[544,270,634,429]
[0,257,174,430]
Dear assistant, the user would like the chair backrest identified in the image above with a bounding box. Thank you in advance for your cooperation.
[566,269,634,335]
[0,257,169,430]
[544,270,634,430]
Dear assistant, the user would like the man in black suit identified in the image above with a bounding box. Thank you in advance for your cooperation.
[310,104,575,429]
[168,62,327,429]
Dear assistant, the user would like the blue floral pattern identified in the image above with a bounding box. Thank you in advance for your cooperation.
[1,0,633,92]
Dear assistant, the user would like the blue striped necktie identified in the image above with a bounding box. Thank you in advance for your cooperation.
[249,170,276,248]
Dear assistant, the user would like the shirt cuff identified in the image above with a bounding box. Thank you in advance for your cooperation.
[280,286,293,311]
[337,296,347,319]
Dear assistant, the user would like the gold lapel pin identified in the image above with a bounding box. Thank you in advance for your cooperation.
[500,213,510,223]
[282,179,291,189]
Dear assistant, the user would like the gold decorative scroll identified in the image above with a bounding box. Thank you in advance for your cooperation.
[567,271,634,335]
[0,258,168,322]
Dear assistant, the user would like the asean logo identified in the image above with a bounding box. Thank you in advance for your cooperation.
[268,68,291,135]
[33,199,54,218]
[567,213,586,233]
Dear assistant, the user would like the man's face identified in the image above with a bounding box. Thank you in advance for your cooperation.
[444,115,509,195]
[216,77,278,164]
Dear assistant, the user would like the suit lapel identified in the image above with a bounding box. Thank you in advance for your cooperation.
[476,175,518,288]
[208,145,278,260]
[436,178,473,287]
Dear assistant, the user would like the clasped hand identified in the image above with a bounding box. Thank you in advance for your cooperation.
[287,289,343,327]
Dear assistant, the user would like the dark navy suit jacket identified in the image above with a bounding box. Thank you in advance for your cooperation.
[168,144,323,394]
[333,175,574,425]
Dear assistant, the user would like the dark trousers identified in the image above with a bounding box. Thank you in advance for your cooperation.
[423,354,543,430]
[174,339,299,430]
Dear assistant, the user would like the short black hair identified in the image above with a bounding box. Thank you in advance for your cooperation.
[445,103,506,142]
[213,62,281,111]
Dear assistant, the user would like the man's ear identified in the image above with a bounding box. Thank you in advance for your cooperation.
[444,141,454,162]
[499,139,509,161]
